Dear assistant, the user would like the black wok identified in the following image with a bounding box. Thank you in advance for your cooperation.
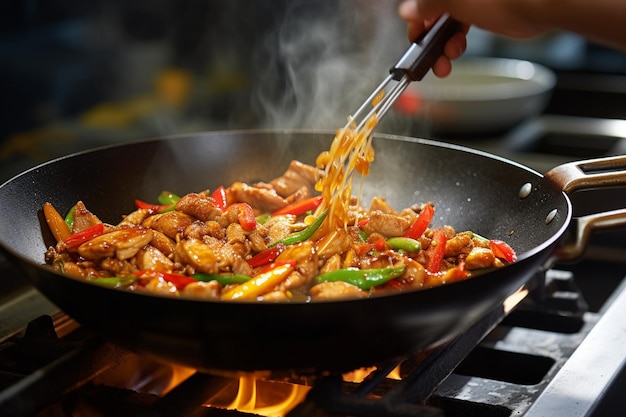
[1,130,625,376]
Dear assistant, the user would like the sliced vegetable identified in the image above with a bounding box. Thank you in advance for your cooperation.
[272,195,323,216]
[211,186,227,210]
[64,223,105,249]
[221,262,294,301]
[374,237,387,252]
[64,205,76,230]
[88,276,138,288]
[193,273,251,286]
[387,237,421,252]
[247,243,285,268]
[43,202,72,243]
[426,228,447,273]
[134,270,197,290]
[135,199,172,212]
[255,213,271,225]
[403,204,434,239]
[315,266,406,291]
[268,210,328,247]
[489,240,517,263]
[157,191,180,206]
[259,259,296,274]
[227,203,257,231]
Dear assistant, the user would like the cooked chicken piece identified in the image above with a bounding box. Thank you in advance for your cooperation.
[445,231,473,257]
[275,241,319,290]
[369,197,398,215]
[118,208,151,227]
[362,210,410,237]
[175,192,223,222]
[310,281,368,300]
[465,247,496,270]
[142,211,195,239]
[226,223,249,257]
[150,230,176,257]
[270,160,320,197]
[184,220,214,240]
[99,258,136,277]
[316,228,352,260]
[319,254,342,274]
[182,280,222,300]
[175,236,254,276]
[403,258,426,288]
[229,182,286,213]
[264,215,296,243]
[71,201,102,233]
[142,277,178,296]
[135,245,174,272]
[248,229,268,252]
[257,291,289,302]
[175,238,219,274]
[77,227,153,260]
[283,185,312,205]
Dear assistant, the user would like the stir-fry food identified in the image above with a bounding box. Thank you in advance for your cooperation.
[43,159,517,302]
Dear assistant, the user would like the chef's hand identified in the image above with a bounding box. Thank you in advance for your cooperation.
[399,0,626,77]
[398,0,471,78]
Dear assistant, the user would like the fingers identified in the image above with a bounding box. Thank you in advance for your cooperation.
[431,56,453,78]
[398,0,468,78]
[444,30,467,61]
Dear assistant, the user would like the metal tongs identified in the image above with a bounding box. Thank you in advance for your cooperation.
[350,14,461,130]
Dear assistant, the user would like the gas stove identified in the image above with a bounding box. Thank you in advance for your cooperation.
[1,253,625,416]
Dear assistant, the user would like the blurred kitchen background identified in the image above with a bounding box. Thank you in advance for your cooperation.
[2,0,626,182]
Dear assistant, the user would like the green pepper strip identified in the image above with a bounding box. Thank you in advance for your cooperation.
[315,265,406,291]
[256,213,271,225]
[158,191,180,205]
[192,273,251,286]
[64,205,76,230]
[387,237,421,252]
[156,191,180,213]
[267,210,328,248]
[89,276,138,288]
[471,232,490,244]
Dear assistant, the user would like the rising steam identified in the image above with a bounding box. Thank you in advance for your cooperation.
[252,0,408,131]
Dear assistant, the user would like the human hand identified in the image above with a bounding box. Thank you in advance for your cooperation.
[398,0,469,78]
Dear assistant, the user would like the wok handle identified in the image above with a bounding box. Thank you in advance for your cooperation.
[546,155,626,261]
[557,208,626,261]
[545,155,626,194]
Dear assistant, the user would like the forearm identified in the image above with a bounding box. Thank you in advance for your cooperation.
[537,0,626,51]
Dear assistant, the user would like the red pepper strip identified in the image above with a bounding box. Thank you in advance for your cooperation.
[211,186,227,211]
[247,244,286,268]
[272,195,323,216]
[403,204,434,239]
[374,237,387,252]
[427,228,447,274]
[134,270,197,290]
[490,240,518,263]
[135,199,172,212]
[227,203,256,231]
[357,218,370,227]
[64,223,105,249]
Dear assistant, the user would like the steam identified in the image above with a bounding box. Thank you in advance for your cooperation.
[252,0,408,131]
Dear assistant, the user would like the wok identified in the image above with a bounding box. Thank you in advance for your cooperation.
[1,130,625,376]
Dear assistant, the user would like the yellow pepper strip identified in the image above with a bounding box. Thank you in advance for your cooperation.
[43,202,72,243]
[221,263,294,301]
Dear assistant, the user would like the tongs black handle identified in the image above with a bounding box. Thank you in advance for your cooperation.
[391,14,462,81]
